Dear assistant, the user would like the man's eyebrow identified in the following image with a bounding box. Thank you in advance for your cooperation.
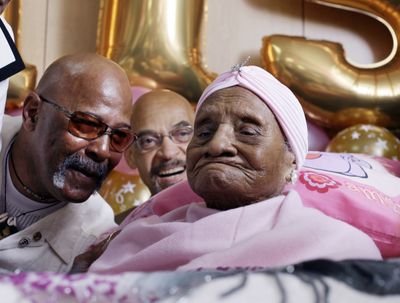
[79,111,132,129]
[136,121,192,136]
[116,122,132,129]
[109,122,131,130]
[136,129,158,136]
[172,121,192,128]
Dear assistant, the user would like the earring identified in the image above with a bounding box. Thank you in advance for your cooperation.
[286,170,298,184]
[290,170,298,184]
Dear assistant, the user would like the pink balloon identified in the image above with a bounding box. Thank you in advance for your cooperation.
[114,86,151,174]
[5,108,22,116]
[307,120,330,151]
[131,86,151,103]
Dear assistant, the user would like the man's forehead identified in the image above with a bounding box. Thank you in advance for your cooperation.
[136,121,192,135]
[135,93,193,112]
[134,112,193,132]
[44,75,129,106]
[132,96,194,131]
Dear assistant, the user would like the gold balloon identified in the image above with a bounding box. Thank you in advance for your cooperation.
[6,64,36,111]
[326,124,400,159]
[261,0,400,131]
[4,0,37,113]
[97,0,216,102]
[99,170,151,215]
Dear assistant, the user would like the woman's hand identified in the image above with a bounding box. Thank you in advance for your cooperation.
[69,230,120,274]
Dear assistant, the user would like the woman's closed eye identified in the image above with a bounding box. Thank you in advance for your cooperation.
[195,126,214,140]
[239,126,261,136]
[240,127,260,136]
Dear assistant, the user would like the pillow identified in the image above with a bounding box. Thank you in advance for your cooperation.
[290,152,400,258]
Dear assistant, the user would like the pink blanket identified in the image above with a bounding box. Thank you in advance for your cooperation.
[90,190,381,274]
[116,152,400,258]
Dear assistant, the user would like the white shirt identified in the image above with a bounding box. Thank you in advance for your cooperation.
[0,190,115,273]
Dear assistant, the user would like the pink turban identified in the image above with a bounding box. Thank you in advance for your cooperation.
[196,65,308,170]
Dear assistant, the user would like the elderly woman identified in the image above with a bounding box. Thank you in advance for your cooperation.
[88,66,381,274]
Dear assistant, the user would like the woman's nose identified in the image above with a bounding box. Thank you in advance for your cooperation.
[205,125,237,157]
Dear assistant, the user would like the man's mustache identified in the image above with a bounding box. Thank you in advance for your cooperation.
[151,159,186,175]
[64,153,109,180]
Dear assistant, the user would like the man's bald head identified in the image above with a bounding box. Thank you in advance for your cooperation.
[126,89,195,195]
[36,53,132,109]
[131,89,194,125]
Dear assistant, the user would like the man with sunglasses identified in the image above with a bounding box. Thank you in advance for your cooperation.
[124,89,195,196]
[0,53,134,273]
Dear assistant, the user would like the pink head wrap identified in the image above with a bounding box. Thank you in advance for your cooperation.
[196,65,308,170]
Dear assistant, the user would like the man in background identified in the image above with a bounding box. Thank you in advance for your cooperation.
[124,89,195,196]
[72,89,195,270]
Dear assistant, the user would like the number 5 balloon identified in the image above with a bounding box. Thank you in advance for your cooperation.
[262,0,400,131]
[97,0,216,102]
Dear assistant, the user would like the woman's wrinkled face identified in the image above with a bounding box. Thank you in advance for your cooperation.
[187,86,294,210]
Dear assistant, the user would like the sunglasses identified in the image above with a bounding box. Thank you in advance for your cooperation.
[39,95,136,152]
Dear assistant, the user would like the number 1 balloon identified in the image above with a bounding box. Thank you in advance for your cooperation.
[97,0,216,102]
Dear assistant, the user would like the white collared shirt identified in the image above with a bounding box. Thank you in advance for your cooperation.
[0,192,116,273]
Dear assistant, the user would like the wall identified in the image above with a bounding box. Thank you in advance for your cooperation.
[16,0,392,79]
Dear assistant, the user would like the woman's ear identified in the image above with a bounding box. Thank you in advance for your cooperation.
[22,92,41,131]
[124,146,137,169]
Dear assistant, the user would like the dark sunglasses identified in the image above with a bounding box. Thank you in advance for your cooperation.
[39,95,136,152]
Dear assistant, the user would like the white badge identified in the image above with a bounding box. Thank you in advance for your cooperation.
[6,216,16,226]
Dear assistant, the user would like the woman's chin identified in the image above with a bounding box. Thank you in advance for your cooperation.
[194,184,248,210]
